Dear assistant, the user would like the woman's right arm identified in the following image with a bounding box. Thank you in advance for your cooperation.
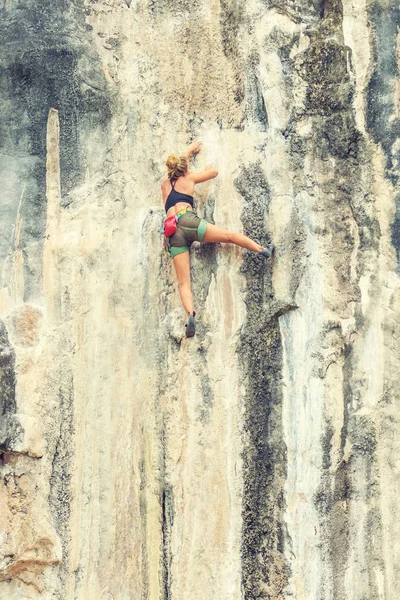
[189,165,219,184]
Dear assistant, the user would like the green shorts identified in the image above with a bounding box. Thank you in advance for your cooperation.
[167,211,207,258]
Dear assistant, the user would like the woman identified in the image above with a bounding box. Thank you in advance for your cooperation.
[161,140,273,337]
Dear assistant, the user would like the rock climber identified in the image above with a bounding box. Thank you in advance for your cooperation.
[161,140,274,337]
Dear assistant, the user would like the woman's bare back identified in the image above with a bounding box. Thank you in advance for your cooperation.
[161,173,195,203]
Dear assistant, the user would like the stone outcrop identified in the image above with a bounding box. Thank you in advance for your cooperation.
[0,0,399,598]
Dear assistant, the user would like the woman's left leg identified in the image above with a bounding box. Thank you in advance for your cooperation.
[201,222,264,252]
[172,251,195,315]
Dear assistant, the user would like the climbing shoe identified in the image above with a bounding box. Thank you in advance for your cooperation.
[260,244,274,258]
[185,312,196,338]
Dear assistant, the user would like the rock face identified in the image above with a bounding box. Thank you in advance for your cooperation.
[0,0,399,598]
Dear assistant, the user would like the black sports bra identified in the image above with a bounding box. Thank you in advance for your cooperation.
[165,178,194,213]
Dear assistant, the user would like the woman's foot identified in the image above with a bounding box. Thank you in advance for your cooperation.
[185,312,196,337]
[260,243,274,258]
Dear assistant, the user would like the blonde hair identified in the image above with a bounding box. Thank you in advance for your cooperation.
[166,154,188,180]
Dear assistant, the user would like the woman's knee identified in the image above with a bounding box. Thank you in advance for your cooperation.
[178,280,191,292]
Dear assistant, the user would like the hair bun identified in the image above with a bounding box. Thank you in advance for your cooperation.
[166,153,189,180]
[166,154,178,169]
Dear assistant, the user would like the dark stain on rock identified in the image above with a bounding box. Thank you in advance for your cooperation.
[138,453,150,600]
[0,321,17,417]
[320,0,344,28]
[350,415,377,455]
[195,366,214,423]
[161,481,173,600]
[318,325,382,597]
[201,194,216,225]
[330,460,351,599]
[5,50,111,202]
[319,112,361,160]
[390,193,400,266]
[240,316,288,599]
[219,0,243,61]
[340,342,353,455]
[366,0,400,176]
[0,0,113,300]
[293,41,352,116]
[315,437,351,599]
[321,423,334,470]
[261,0,323,22]
[148,0,202,17]
[249,72,269,131]
[365,1,400,264]
[48,376,75,596]
[305,33,374,578]
[0,320,22,453]
[1,1,112,193]
[219,0,245,105]
[245,51,269,131]
[192,341,214,424]
[187,114,205,139]
[235,162,271,247]
[235,164,288,598]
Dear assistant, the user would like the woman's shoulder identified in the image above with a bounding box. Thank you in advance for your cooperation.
[160,177,170,191]
[160,177,173,202]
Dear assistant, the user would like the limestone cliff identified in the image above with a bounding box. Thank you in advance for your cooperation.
[0,0,399,599]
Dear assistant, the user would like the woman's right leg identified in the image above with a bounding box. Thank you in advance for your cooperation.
[202,223,264,253]
[172,251,195,315]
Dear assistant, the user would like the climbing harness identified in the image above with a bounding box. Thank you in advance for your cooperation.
[163,207,194,253]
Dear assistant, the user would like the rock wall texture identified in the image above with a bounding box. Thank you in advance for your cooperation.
[0,0,399,599]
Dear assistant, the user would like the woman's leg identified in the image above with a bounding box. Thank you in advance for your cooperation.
[172,251,194,315]
[202,223,264,253]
